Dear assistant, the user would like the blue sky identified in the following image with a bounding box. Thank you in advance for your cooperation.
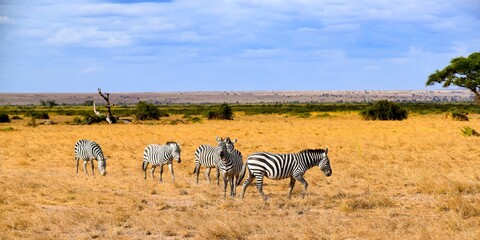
[0,0,479,93]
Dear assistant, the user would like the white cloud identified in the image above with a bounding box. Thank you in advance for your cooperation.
[240,48,289,58]
[46,27,131,48]
[0,15,13,25]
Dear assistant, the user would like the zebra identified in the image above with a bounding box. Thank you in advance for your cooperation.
[193,142,221,185]
[74,139,107,176]
[240,148,332,201]
[142,141,181,182]
[216,137,245,198]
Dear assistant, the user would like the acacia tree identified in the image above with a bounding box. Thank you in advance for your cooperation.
[426,52,480,103]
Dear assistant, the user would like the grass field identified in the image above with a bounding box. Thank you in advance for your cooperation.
[1,112,480,239]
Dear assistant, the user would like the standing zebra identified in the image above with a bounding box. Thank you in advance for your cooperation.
[74,139,107,176]
[142,142,181,182]
[217,137,245,198]
[193,141,221,185]
[240,148,332,201]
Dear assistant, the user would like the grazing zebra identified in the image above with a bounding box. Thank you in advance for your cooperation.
[193,143,221,185]
[142,142,181,182]
[74,139,107,176]
[216,137,245,198]
[240,148,332,201]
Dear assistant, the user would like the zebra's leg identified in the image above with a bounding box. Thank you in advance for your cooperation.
[83,160,89,175]
[150,166,156,180]
[294,175,309,198]
[255,174,268,201]
[75,157,79,174]
[222,173,228,198]
[159,164,164,182]
[194,164,200,184]
[216,167,220,186]
[90,160,95,176]
[230,176,235,197]
[241,171,255,198]
[287,177,297,199]
[205,167,212,184]
[168,163,175,182]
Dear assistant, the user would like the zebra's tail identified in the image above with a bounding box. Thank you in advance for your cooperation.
[236,162,247,186]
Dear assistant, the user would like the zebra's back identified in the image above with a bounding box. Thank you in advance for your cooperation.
[74,139,104,161]
[194,144,219,167]
[143,144,169,166]
[246,152,297,180]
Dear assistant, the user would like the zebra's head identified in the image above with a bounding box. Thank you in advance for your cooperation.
[216,137,228,161]
[98,156,107,176]
[223,137,237,152]
[319,148,332,177]
[167,142,181,163]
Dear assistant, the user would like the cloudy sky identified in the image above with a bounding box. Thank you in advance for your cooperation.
[0,0,479,92]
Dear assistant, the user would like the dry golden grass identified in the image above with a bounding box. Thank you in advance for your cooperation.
[1,112,480,239]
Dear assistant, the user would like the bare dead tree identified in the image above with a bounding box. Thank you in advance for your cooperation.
[94,88,117,124]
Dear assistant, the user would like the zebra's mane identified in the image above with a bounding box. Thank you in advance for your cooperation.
[299,149,326,155]
[166,141,180,148]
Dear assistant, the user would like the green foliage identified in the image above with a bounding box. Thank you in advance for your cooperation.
[426,52,480,103]
[361,100,408,121]
[39,99,58,107]
[0,127,15,132]
[461,126,479,137]
[135,101,165,120]
[450,108,469,121]
[0,113,11,123]
[27,117,37,127]
[25,111,49,119]
[206,103,233,120]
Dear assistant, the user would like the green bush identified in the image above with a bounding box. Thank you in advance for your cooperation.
[461,126,479,137]
[450,108,469,121]
[361,100,408,121]
[135,101,168,120]
[25,111,49,119]
[0,113,11,123]
[206,103,233,120]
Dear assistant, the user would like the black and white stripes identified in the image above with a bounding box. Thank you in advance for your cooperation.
[241,148,331,200]
[142,142,182,182]
[216,137,244,197]
[74,139,107,176]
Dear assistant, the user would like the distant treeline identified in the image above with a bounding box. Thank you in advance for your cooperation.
[1,102,479,118]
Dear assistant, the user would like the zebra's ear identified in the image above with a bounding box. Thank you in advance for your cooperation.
[216,136,221,142]
[233,139,237,144]
[325,148,328,154]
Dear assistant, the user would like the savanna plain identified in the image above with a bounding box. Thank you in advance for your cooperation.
[1,112,480,239]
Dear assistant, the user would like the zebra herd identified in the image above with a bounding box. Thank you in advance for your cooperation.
[74,138,332,200]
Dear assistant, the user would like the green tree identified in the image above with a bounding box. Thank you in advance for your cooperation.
[426,52,480,103]
[206,103,233,120]
[361,100,408,121]
[135,101,166,120]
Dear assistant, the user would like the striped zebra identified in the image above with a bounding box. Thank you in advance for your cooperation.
[74,139,107,176]
[193,142,221,185]
[240,148,332,201]
[217,137,245,198]
[142,142,181,182]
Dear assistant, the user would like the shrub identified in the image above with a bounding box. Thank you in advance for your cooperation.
[451,108,469,121]
[135,101,168,120]
[0,113,11,123]
[206,103,233,120]
[361,100,408,120]
[25,111,49,119]
[461,126,479,137]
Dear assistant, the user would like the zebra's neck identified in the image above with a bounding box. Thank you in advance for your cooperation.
[297,151,321,169]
